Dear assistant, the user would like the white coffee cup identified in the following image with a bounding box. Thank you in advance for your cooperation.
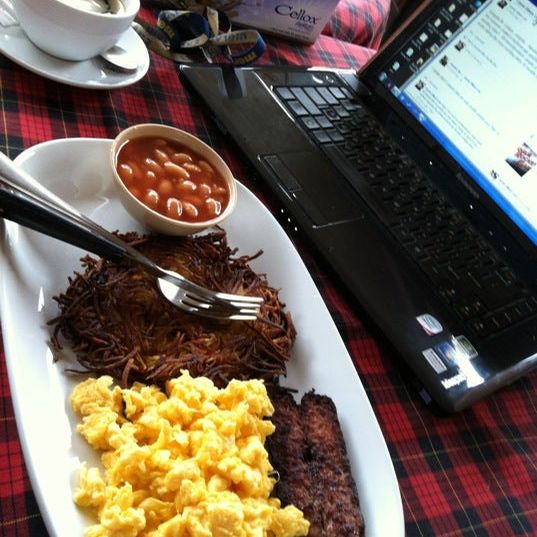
[13,0,140,62]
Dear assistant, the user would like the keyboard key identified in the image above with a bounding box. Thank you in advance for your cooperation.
[469,317,497,337]
[497,266,516,286]
[315,115,334,128]
[275,87,294,100]
[456,297,486,320]
[312,129,332,144]
[490,311,512,330]
[287,100,309,116]
[317,86,339,105]
[324,108,339,121]
[304,86,328,105]
[525,296,537,313]
[341,99,360,111]
[290,87,321,114]
[340,86,353,99]
[336,122,352,135]
[504,302,527,324]
[329,86,346,99]
[300,116,320,130]
[333,105,351,118]
[326,129,345,142]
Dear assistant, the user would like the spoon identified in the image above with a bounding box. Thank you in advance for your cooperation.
[99,43,139,73]
[95,0,138,72]
[100,1,137,72]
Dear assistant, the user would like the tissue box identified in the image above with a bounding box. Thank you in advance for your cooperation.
[222,1,340,44]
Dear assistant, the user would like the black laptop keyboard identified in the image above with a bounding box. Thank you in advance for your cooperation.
[274,83,537,339]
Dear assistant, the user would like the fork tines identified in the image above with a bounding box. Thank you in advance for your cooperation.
[189,292,262,320]
[158,277,262,321]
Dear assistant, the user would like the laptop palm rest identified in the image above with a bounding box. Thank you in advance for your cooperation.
[260,151,364,227]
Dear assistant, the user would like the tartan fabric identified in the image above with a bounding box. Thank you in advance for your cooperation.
[323,0,391,49]
[1,4,537,537]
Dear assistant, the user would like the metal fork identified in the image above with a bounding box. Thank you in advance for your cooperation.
[0,152,263,320]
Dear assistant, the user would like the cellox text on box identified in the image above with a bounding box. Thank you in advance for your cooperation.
[225,1,340,44]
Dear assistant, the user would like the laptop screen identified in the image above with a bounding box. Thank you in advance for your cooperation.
[376,0,537,246]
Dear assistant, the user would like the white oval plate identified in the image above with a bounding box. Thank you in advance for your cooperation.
[0,25,149,89]
[0,138,404,537]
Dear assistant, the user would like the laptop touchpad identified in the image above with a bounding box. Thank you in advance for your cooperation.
[260,152,363,227]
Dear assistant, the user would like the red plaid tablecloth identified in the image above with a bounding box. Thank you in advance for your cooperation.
[1,4,537,537]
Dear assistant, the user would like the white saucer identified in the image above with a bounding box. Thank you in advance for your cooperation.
[0,24,150,89]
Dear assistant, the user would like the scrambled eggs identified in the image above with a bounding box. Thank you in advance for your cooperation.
[70,371,309,537]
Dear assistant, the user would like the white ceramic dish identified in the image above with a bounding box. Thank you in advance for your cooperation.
[0,24,149,88]
[0,138,404,537]
[111,123,238,235]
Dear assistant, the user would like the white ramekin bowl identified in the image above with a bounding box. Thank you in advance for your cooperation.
[110,123,238,236]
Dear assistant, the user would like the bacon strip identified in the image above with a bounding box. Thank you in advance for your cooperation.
[301,392,364,537]
[266,387,323,536]
[267,386,364,537]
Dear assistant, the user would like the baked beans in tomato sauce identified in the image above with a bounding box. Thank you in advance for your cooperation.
[116,136,230,223]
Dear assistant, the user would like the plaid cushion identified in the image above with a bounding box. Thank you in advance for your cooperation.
[323,0,391,49]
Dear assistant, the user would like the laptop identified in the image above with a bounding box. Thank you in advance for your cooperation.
[180,0,537,412]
